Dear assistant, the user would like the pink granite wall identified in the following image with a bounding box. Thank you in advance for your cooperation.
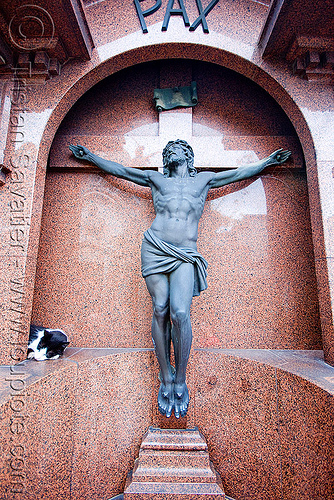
[1,350,333,500]
[0,3,332,499]
[191,349,334,500]
[83,0,269,49]
[0,349,156,500]
[31,60,322,351]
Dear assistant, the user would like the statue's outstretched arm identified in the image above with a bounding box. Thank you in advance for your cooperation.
[208,149,291,189]
[69,144,152,187]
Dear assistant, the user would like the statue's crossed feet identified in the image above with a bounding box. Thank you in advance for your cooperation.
[174,382,189,419]
[158,381,189,418]
[158,382,174,418]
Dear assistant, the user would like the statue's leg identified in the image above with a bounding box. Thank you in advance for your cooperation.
[145,273,174,417]
[169,263,194,418]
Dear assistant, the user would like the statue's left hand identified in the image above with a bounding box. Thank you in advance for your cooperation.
[268,148,291,166]
[69,144,91,161]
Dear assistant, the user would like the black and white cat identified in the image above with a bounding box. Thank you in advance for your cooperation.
[27,325,69,361]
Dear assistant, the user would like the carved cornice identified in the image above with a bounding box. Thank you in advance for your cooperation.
[258,0,334,83]
[0,0,94,81]
[288,36,334,82]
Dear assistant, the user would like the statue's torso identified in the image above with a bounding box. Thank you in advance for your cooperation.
[149,174,210,248]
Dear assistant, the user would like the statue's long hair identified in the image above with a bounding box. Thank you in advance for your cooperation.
[162,139,197,177]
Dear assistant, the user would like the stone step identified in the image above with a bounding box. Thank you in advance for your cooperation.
[110,495,237,500]
[140,427,208,451]
[123,427,225,499]
[124,481,226,498]
[132,462,218,483]
[138,450,211,469]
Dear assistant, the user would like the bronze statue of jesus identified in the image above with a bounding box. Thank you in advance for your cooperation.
[70,140,290,418]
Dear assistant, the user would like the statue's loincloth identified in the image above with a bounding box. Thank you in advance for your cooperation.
[141,228,208,297]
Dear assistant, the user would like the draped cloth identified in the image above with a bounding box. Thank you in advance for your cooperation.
[141,228,208,297]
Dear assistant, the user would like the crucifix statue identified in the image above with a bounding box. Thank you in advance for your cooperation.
[70,140,290,418]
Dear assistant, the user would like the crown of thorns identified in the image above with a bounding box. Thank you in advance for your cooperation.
[162,139,196,177]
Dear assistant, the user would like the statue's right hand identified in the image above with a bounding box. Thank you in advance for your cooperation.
[69,144,90,160]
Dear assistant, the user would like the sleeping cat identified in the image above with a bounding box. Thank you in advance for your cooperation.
[27,325,69,361]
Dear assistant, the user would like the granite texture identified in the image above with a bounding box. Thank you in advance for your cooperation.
[1,32,332,362]
[0,3,333,499]
[84,0,269,48]
[123,427,225,499]
[0,349,157,500]
[277,371,334,500]
[1,142,42,366]
[0,358,77,500]
[31,170,154,348]
[191,351,282,499]
[69,349,156,500]
[190,349,334,500]
[0,349,333,500]
[31,60,322,353]
[0,81,11,167]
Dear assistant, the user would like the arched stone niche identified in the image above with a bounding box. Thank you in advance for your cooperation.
[31,59,322,352]
[3,47,332,500]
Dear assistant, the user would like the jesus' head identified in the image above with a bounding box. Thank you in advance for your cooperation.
[162,139,196,177]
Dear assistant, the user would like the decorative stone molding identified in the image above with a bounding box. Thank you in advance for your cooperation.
[0,0,94,80]
[258,0,334,84]
[287,36,334,82]
[15,51,61,81]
